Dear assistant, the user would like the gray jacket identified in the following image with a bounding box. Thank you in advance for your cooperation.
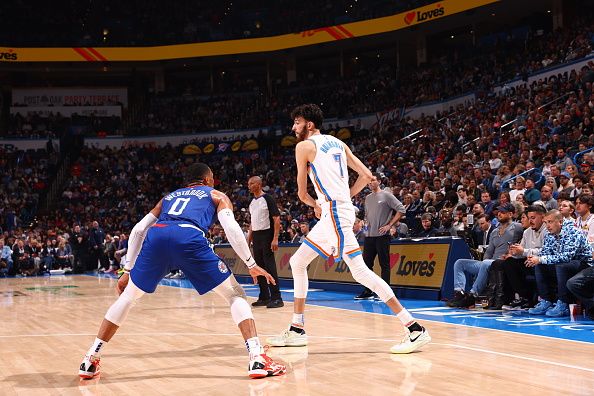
[484,222,524,260]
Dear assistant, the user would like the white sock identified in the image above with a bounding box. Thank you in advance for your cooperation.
[87,337,107,357]
[396,309,415,327]
[292,313,304,328]
[245,337,263,360]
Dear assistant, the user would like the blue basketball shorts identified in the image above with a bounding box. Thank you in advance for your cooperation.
[130,222,230,294]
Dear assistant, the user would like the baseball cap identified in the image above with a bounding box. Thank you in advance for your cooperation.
[496,203,515,213]
[291,219,299,224]
[560,171,571,179]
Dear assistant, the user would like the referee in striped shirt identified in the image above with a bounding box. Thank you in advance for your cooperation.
[247,176,284,308]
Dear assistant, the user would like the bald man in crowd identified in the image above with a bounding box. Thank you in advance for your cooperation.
[247,176,284,308]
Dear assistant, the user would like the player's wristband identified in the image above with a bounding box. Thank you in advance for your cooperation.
[245,256,256,269]
[118,268,131,279]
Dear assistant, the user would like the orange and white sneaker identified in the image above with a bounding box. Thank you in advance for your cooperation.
[248,354,287,379]
[79,354,101,379]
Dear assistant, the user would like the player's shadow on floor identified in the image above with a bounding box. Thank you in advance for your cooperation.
[141,305,231,311]
[3,371,243,389]
[107,343,246,358]
[306,350,388,355]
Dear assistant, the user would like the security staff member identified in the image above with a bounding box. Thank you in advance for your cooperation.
[355,173,406,300]
[247,176,284,308]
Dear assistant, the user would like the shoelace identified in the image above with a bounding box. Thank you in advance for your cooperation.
[83,355,100,367]
[280,328,293,339]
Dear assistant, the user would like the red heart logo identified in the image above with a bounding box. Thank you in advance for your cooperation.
[324,255,335,272]
[390,253,400,269]
[404,12,416,25]
[429,253,434,260]
[280,254,290,269]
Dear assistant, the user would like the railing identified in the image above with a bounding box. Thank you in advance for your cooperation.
[120,88,147,132]
[462,116,517,151]
[39,156,70,213]
[573,145,594,166]
[395,128,422,144]
[499,117,518,137]
[500,167,544,192]
[537,92,571,112]
[462,137,480,150]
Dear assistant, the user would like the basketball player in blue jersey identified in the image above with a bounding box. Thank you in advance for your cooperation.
[79,163,286,379]
[267,104,431,353]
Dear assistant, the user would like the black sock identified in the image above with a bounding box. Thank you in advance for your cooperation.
[289,325,305,335]
[407,322,423,333]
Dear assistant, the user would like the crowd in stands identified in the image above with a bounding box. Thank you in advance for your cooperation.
[3,58,594,242]
[0,146,55,233]
[6,112,121,138]
[0,146,57,276]
[5,7,594,139]
[3,0,434,47]
[2,4,594,318]
[3,55,594,275]
[131,13,594,136]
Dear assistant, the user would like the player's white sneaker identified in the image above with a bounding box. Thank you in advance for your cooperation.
[390,327,431,354]
[79,354,101,379]
[266,328,308,347]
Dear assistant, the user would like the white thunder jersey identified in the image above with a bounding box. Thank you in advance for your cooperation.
[307,134,350,204]
[303,134,360,262]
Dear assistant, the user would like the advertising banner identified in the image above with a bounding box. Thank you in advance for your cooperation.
[0,138,59,151]
[215,242,450,289]
[10,105,121,118]
[11,88,128,106]
[83,129,260,149]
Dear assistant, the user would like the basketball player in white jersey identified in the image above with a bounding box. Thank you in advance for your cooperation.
[267,104,430,353]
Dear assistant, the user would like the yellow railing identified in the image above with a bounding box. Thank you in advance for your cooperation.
[0,0,498,62]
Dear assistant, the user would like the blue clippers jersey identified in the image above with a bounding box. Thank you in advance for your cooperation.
[159,186,216,231]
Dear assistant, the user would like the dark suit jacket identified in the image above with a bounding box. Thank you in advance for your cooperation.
[472,225,494,249]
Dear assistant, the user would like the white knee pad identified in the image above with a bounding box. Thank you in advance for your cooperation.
[104,279,145,326]
[229,298,254,326]
[290,246,316,299]
[344,255,395,302]
[212,277,253,325]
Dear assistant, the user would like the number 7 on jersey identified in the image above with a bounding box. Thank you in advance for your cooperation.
[333,153,344,177]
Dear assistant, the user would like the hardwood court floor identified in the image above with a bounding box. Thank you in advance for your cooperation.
[1,275,594,396]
